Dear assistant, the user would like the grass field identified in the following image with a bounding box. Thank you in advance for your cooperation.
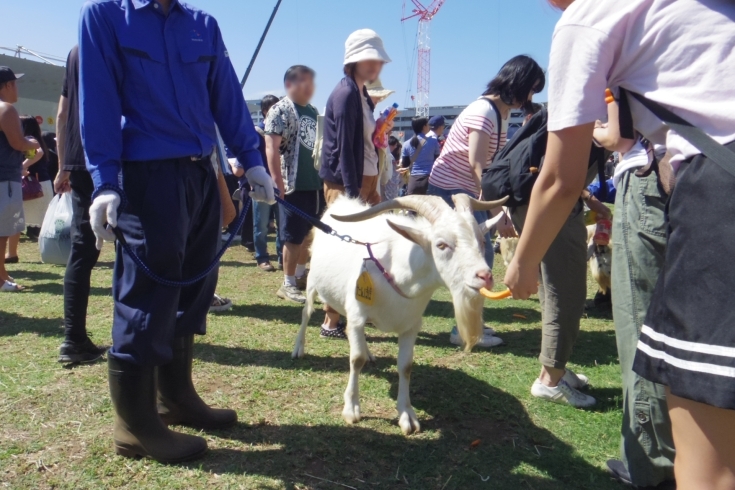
[0,234,623,489]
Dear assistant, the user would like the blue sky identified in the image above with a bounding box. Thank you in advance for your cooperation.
[1,0,561,110]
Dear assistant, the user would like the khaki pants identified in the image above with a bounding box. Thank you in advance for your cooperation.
[511,202,587,369]
[323,176,380,207]
[611,170,674,486]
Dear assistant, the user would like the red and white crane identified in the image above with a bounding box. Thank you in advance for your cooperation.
[402,0,446,118]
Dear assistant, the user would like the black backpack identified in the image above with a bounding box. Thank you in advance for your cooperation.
[481,108,609,207]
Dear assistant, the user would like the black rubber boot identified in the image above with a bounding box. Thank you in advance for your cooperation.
[108,356,207,463]
[157,335,238,429]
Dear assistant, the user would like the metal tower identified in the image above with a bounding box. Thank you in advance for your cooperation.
[402,0,446,117]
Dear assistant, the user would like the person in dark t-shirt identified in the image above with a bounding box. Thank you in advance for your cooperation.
[53,45,107,364]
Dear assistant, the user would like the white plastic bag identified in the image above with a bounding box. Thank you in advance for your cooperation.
[39,193,74,265]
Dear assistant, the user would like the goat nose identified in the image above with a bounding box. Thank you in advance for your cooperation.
[476,270,494,289]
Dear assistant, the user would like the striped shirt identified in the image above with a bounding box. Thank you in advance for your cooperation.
[429,98,508,197]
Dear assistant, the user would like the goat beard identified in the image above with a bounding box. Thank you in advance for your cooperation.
[452,292,485,352]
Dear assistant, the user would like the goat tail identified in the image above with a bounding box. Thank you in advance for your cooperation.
[453,293,485,352]
[292,286,317,359]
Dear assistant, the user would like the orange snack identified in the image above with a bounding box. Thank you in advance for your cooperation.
[480,288,512,300]
[605,88,615,104]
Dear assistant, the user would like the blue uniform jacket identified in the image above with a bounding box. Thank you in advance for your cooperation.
[79,0,264,192]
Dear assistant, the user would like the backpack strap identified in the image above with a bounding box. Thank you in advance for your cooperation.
[409,137,427,166]
[621,88,735,179]
[484,98,503,158]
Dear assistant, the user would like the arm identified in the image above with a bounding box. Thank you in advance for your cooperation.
[592,100,635,153]
[467,128,491,191]
[22,148,44,173]
[265,134,284,197]
[228,158,244,178]
[54,95,71,193]
[504,123,595,298]
[79,2,124,193]
[217,169,236,227]
[207,21,263,173]
[581,188,612,219]
[333,91,360,198]
[0,104,40,152]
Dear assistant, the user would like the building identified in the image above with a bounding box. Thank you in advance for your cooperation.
[392,105,527,141]
[0,53,65,133]
[246,99,265,126]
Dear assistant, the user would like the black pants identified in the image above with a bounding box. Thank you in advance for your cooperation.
[110,158,220,366]
[406,174,430,195]
[63,170,101,342]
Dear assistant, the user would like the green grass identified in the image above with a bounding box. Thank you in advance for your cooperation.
[0,235,622,489]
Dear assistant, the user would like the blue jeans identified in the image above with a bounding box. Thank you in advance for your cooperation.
[426,184,494,269]
[253,200,281,264]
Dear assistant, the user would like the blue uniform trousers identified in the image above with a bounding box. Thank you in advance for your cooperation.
[110,157,220,366]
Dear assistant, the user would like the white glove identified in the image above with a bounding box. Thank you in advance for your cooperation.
[89,190,120,250]
[245,166,276,204]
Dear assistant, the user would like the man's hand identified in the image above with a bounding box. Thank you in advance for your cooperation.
[496,212,518,238]
[586,196,612,220]
[245,166,276,204]
[54,170,72,194]
[89,190,120,250]
[504,258,539,300]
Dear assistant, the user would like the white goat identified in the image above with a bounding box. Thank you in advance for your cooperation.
[292,194,506,435]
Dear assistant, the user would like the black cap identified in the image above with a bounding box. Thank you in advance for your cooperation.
[0,67,23,84]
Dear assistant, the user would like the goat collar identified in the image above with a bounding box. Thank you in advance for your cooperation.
[364,243,411,299]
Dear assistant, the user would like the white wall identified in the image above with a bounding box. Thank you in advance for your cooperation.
[15,97,59,133]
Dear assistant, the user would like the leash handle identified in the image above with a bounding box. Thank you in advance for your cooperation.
[112,198,252,288]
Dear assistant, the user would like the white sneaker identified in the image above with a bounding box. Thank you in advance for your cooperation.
[531,378,596,408]
[562,369,589,390]
[450,326,503,348]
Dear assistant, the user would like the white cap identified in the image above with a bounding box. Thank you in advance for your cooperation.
[344,29,391,65]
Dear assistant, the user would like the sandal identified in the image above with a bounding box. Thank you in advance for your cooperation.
[209,293,233,312]
[4,256,18,264]
[320,321,347,339]
[1,280,24,292]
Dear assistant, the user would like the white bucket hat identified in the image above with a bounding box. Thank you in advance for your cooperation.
[344,29,392,65]
[365,78,395,103]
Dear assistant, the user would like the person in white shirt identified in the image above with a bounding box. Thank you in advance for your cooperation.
[505,1,735,487]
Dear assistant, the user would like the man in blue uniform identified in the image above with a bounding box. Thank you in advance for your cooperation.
[79,0,275,463]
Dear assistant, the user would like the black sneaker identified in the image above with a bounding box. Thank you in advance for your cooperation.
[320,321,347,339]
[58,338,108,364]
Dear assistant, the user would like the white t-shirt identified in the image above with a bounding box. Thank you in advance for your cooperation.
[548,0,735,170]
[362,95,379,177]
[429,98,508,196]
[612,141,666,187]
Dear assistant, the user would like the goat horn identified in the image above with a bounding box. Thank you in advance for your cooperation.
[468,195,510,212]
[330,195,449,225]
[478,212,508,236]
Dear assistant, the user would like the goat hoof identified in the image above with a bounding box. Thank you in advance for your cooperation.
[398,410,420,435]
[342,405,361,424]
[291,344,305,359]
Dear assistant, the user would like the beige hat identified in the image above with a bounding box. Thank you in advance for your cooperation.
[366,78,395,103]
[344,29,392,65]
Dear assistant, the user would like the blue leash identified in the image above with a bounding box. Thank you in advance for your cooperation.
[111,197,252,288]
[112,190,361,288]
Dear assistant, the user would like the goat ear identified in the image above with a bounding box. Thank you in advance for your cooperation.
[386,220,431,249]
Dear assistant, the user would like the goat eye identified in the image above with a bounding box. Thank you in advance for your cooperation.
[436,242,448,251]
